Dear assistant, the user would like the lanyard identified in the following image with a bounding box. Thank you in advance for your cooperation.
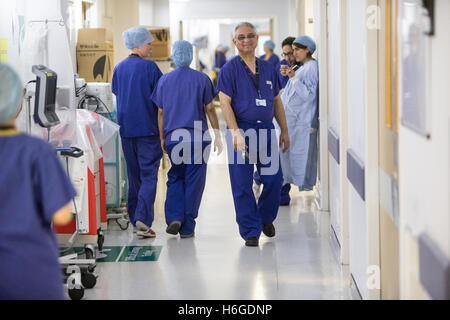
[240,57,261,98]
[128,53,140,58]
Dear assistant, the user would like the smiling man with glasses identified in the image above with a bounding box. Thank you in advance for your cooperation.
[217,22,290,247]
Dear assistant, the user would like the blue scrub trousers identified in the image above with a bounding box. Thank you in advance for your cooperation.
[121,136,163,227]
[165,141,210,236]
[227,120,283,240]
[254,169,291,205]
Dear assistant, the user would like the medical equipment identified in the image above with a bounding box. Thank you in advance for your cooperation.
[85,82,113,113]
[32,65,60,128]
[76,82,128,230]
[57,146,98,300]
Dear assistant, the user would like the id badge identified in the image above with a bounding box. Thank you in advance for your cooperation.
[256,99,267,107]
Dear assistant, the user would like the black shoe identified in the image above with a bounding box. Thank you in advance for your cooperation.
[166,221,181,235]
[245,237,259,247]
[279,202,290,207]
[262,223,276,237]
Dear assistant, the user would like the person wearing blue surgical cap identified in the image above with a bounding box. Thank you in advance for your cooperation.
[278,35,319,201]
[112,26,164,238]
[260,39,280,68]
[152,40,223,238]
[0,62,76,299]
[214,44,229,71]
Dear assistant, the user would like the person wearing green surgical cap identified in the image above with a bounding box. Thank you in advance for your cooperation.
[0,62,76,299]
[112,26,164,238]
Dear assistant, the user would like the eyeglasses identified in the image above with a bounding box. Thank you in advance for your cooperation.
[281,52,294,58]
[235,34,257,41]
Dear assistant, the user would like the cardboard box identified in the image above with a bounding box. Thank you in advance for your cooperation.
[147,27,171,60]
[77,28,114,83]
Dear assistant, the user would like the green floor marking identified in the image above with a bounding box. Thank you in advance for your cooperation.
[95,246,162,262]
[60,246,162,262]
[117,246,162,262]
[96,246,124,262]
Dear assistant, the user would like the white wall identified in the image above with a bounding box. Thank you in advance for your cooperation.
[346,0,368,300]
[327,0,342,246]
[139,0,154,26]
[0,0,75,97]
[169,0,292,57]
[399,0,450,299]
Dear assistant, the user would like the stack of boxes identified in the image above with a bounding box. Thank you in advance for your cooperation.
[76,28,114,83]
[147,27,171,61]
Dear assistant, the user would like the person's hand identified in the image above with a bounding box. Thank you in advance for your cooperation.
[232,130,247,152]
[214,136,224,155]
[285,66,296,79]
[280,65,289,76]
[160,139,167,154]
[279,131,290,153]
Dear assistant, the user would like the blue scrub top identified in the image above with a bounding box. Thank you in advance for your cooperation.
[260,53,280,68]
[277,59,303,89]
[215,51,227,70]
[0,130,77,299]
[217,56,281,123]
[112,56,163,138]
[151,67,217,143]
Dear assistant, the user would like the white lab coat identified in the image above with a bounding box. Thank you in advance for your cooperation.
[279,60,319,187]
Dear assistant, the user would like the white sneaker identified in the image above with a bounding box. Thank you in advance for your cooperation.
[136,220,150,232]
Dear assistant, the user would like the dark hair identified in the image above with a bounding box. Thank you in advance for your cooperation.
[281,37,296,48]
[293,42,313,58]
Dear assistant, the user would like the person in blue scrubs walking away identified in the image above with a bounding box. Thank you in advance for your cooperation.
[260,40,280,69]
[112,27,163,238]
[279,36,319,196]
[213,45,230,87]
[217,22,290,247]
[253,36,303,205]
[152,40,223,238]
[0,62,76,300]
[214,45,230,71]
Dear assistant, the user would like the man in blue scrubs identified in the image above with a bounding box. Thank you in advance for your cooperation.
[0,62,75,299]
[112,27,163,237]
[217,22,290,247]
[152,40,222,238]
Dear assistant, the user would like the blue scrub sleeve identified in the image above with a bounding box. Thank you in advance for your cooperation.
[112,67,118,95]
[150,64,163,91]
[217,65,234,98]
[272,68,281,98]
[33,145,77,225]
[203,76,218,106]
[151,77,164,109]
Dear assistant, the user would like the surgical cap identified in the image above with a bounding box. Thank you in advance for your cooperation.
[221,45,230,51]
[294,35,316,55]
[172,40,193,68]
[0,62,23,126]
[264,40,275,51]
[122,27,154,49]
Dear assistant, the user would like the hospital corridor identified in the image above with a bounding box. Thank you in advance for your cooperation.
[81,111,359,300]
[0,0,449,304]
